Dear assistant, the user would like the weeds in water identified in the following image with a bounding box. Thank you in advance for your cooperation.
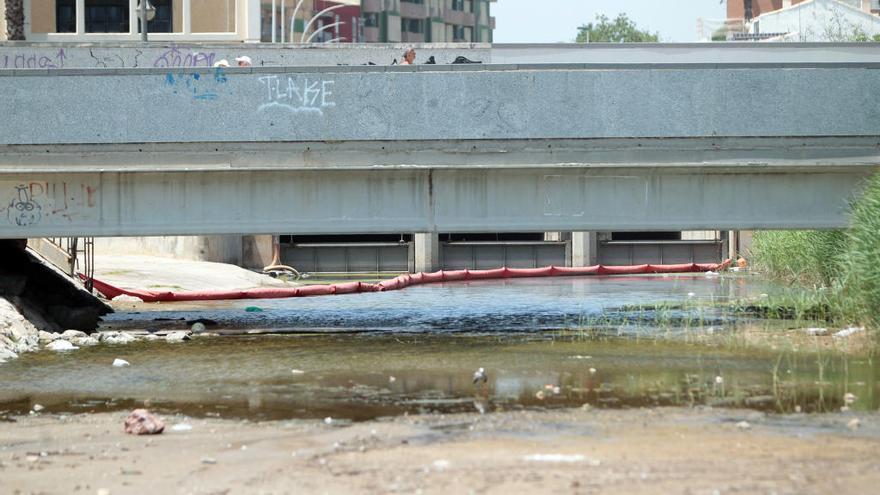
[749,171,880,332]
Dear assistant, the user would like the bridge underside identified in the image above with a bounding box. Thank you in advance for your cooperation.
[1,138,875,238]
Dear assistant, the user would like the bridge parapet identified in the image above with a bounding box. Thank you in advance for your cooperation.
[2,64,880,146]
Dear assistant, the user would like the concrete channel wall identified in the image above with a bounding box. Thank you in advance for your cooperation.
[0,42,490,69]
[2,64,880,145]
[4,42,880,70]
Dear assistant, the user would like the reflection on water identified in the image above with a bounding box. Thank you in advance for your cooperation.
[1,275,875,421]
[1,334,876,421]
[102,275,780,333]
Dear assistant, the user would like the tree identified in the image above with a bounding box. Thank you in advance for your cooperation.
[5,0,25,40]
[576,13,658,43]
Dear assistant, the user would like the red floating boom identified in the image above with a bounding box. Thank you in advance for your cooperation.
[83,260,731,303]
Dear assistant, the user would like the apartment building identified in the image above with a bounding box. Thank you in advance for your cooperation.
[362,0,495,43]
[726,0,880,40]
[728,0,878,20]
[2,1,492,42]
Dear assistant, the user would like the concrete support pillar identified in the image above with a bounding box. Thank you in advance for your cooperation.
[414,232,439,273]
[571,231,598,267]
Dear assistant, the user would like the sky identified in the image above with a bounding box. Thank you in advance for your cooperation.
[492,0,728,43]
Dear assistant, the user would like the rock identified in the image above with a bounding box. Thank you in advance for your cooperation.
[71,336,99,346]
[142,334,162,341]
[744,395,775,407]
[112,358,130,367]
[99,332,137,345]
[165,331,192,343]
[112,294,144,303]
[38,331,60,343]
[847,418,861,431]
[736,421,751,430]
[190,322,206,333]
[60,329,88,340]
[124,409,164,435]
[201,457,217,464]
[47,340,78,351]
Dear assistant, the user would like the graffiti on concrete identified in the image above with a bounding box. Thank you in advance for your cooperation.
[153,46,217,68]
[164,67,228,101]
[6,186,42,227]
[2,181,98,227]
[1,48,67,69]
[257,75,335,115]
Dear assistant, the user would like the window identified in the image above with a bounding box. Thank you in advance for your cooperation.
[402,18,423,34]
[56,0,76,33]
[452,24,464,41]
[85,0,129,33]
[451,0,464,11]
[363,12,380,28]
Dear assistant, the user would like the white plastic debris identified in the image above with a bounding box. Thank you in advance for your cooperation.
[736,421,751,430]
[523,454,599,465]
[112,358,130,367]
[847,418,861,431]
[171,423,193,432]
[291,369,305,375]
[32,404,44,412]
[705,271,720,277]
[47,340,78,351]
[589,367,597,374]
[687,292,696,298]
[834,326,866,338]
[844,393,857,405]
[432,459,451,471]
[112,294,144,303]
[324,417,333,425]
[804,327,829,336]
[715,376,724,385]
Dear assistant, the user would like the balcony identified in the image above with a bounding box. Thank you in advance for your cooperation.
[443,10,465,25]
[400,1,428,19]
[401,32,425,42]
[363,26,380,42]
[362,0,382,13]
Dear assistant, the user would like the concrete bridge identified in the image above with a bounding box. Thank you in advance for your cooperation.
[1,59,878,241]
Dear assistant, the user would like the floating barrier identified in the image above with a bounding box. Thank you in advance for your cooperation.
[83,260,731,303]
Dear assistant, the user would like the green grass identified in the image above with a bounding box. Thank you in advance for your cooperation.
[749,172,880,329]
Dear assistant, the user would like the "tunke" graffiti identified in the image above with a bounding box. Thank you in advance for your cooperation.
[257,75,335,115]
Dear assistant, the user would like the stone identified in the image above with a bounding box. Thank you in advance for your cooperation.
[112,358,130,367]
[141,334,161,342]
[38,330,60,343]
[803,327,828,336]
[165,331,192,343]
[736,421,751,430]
[124,409,165,435]
[71,336,99,346]
[60,329,88,340]
[190,322,206,333]
[99,331,137,345]
[47,340,78,351]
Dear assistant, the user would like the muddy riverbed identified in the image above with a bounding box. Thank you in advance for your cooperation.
[2,274,878,493]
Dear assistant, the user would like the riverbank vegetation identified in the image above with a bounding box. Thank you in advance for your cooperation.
[750,173,880,330]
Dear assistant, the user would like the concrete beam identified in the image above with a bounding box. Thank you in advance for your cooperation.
[414,233,439,273]
[2,137,877,174]
[0,166,871,239]
[571,232,598,267]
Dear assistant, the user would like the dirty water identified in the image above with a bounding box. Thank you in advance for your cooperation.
[1,275,876,421]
